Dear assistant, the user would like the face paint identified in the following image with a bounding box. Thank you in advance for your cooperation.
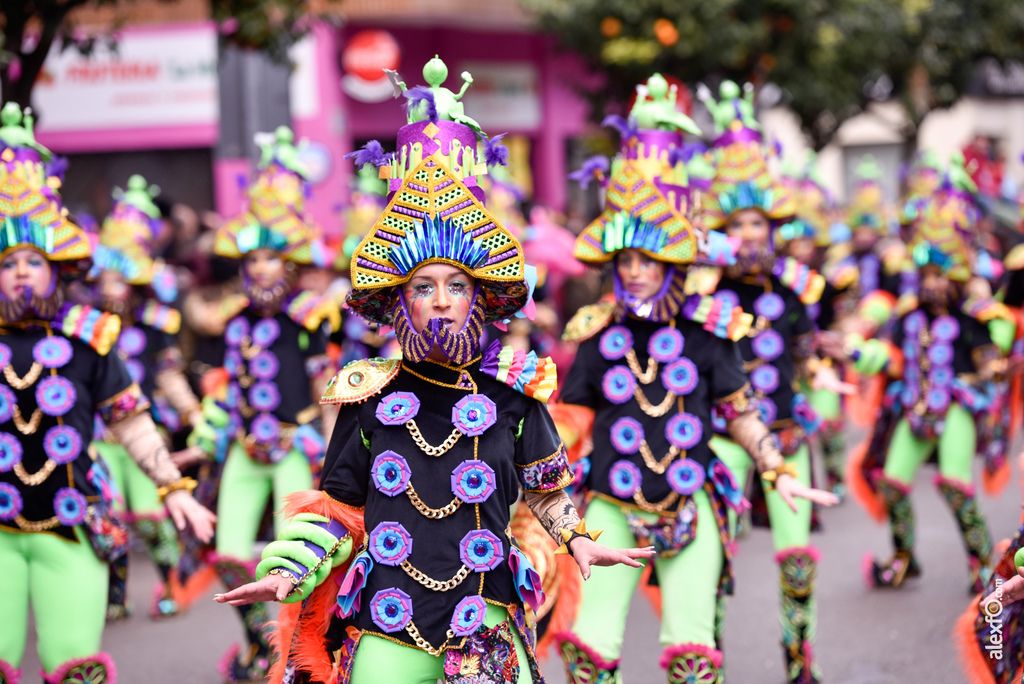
[397,262,481,364]
[615,249,666,302]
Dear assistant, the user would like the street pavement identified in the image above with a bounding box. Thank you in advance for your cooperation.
[21,449,1022,683]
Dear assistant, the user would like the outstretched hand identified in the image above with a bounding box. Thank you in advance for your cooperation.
[215,574,294,606]
[164,490,216,543]
[775,473,839,513]
[811,364,856,395]
[568,537,655,580]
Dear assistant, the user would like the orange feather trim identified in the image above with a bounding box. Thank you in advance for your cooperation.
[267,491,366,684]
[845,436,886,523]
[953,600,998,684]
[637,562,663,619]
[548,403,595,464]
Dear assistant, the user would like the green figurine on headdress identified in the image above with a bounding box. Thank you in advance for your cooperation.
[0,102,51,159]
[629,73,702,135]
[698,80,759,134]
[114,175,161,219]
[387,55,483,135]
[257,125,309,177]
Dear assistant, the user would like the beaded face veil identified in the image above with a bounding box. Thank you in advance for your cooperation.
[345,57,530,363]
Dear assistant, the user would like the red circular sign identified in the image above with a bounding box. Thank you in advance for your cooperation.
[342,30,400,82]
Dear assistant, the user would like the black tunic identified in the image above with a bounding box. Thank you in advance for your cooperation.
[320,357,570,653]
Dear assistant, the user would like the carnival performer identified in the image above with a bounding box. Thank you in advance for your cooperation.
[188,126,341,681]
[545,75,838,684]
[700,81,851,684]
[0,102,215,684]
[85,175,207,621]
[840,166,1011,594]
[214,56,654,684]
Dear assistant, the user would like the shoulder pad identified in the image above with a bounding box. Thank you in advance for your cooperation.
[480,340,557,403]
[682,294,752,341]
[286,291,342,333]
[138,300,181,335]
[562,300,615,343]
[774,256,824,306]
[54,304,122,356]
[320,358,400,405]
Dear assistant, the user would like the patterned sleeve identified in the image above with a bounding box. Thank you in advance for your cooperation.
[710,339,753,420]
[94,352,149,424]
[318,402,370,507]
[514,398,573,493]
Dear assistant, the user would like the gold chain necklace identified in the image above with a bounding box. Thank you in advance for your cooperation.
[14,513,61,532]
[639,441,680,474]
[400,560,470,591]
[14,459,56,486]
[12,405,42,435]
[4,362,42,391]
[624,350,658,384]
[633,488,679,513]
[405,621,455,657]
[633,388,675,417]
[406,482,463,518]
[406,420,462,457]
[403,364,477,392]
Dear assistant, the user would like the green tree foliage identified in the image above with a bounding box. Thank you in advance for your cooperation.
[524,0,1024,150]
[0,0,336,107]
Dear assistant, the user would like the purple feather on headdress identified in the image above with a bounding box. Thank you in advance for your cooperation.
[568,155,610,190]
[601,114,638,140]
[344,140,394,168]
[44,155,69,181]
[484,133,510,167]
[403,86,438,122]
[772,139,783,158]
[669,142,708,167]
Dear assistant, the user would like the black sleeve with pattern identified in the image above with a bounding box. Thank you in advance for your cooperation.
[709,338,752,419]
[93,352,147,424]
[558,337,601,409]
[319,402,370,507]
[514,398,573,493]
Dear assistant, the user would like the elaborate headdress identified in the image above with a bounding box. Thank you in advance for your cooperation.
[335,144,391,272]
[214,127,323,265]
[788,151,832,247]
[0,103,90,263]
[568,75,749,336]
[906,155,979,281]
[346,57,529,327]
[847,155,890,233]
[700,81,796,231]
[88,175,163,286]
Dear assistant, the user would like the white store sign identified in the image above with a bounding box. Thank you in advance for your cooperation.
[33,24,219,133]
[459,62,541,131]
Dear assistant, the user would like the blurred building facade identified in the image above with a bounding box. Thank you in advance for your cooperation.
[32,0,592,236]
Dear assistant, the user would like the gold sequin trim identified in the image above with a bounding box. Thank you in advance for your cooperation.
[624,350,658,384]
[633,388,675,417]
[400,560,470,591]
[406,420,462,456]
[14,459,56,486]
[3,362,42,391]
[639,441,680,475]
[12,405,42,435]
[632,488,679,513]
[406,482,462,518]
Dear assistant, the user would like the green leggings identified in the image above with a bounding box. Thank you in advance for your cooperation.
[711,437,812,551]
[571,491,723,661]
[806,387,841,420]
[883,403,975,486]
[215,442,313,559]
[0,528,108,672]
[349,604,532,684]
[93,441,162,516]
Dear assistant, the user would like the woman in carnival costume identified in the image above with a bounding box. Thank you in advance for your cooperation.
[548,75,838,684]
[0,103,215,684]
[839,163,1014,594]
[215,56,654,684]
[700,81,849,684]
[85,175,209,621]
[189,126,341,682]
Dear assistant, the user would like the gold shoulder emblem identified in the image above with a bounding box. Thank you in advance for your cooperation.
[320,358,401,405]
[562,300,615,343]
